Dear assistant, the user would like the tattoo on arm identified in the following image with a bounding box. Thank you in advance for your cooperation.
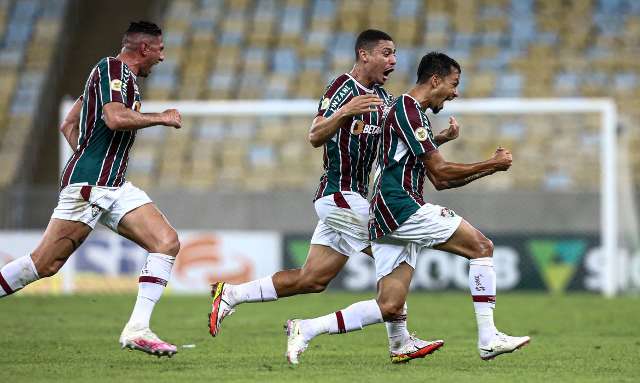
[443,169,495,189]
[55,236,82,252]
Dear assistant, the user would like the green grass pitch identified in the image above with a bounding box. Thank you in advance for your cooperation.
[1,292,638,382]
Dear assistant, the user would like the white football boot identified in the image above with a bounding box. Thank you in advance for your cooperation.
[478,332,530,360]
[119,323,178,358]
[285,319,309,365]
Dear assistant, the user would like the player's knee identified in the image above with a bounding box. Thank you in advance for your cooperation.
[154,230,180,256]
[471,238,493,259]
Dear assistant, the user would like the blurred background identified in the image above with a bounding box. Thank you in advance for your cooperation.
[0,0,638,295]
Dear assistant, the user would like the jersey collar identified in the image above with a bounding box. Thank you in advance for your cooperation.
[404,93,427,112]
[346,72,375,93]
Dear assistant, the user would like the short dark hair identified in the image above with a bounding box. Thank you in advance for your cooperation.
[125,21,162,37]
[354,29,393,60]
[416,52,461,84]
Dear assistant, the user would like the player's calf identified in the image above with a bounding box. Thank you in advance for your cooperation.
[377,298,406,322]
[296,274,330,294]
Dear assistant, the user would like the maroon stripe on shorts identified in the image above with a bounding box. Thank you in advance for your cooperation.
[333,192,351,209]
[472,295,496,303]
[0,272,14,295]
[80,186,92,201]
[335,310,346,333]
[139,276,168,286]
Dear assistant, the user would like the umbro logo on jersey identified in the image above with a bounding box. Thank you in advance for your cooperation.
[320,97,330,110]
[351,120,381,135]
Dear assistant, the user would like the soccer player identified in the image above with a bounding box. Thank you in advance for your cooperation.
[209,30,458,364]
[285,52,530,363]
[0,21,182,358]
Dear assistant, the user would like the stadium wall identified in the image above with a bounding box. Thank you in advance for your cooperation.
[0,187,603,233]
[2,228,639,295]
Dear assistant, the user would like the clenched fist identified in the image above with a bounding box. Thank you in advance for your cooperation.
[162,109,182,129]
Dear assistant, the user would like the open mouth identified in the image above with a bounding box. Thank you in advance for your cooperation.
[382,68,394,81]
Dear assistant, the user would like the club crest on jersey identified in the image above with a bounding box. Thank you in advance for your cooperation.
[90,204,101,218]
[440,207,456,218]
[415,127,429,142]
[351,120,381,135]
[110,79,122,92]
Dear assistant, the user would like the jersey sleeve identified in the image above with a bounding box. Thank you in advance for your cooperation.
[316,76,354,118]
[97,58,126,107]
[394,96,438,157]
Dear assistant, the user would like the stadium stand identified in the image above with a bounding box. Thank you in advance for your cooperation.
[1,0,637,193]
[0,0,68,187]
[129,0,639,192]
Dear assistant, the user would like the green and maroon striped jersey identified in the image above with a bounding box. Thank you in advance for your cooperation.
[313,73,393,201]
[60,57,141,189]
[369,94,438,239]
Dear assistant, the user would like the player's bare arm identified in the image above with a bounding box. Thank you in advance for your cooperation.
[433,116,460,146]
[422,147,512,189]
[308,94,382,147]
[103,102,182,131]
[59,96,82,149]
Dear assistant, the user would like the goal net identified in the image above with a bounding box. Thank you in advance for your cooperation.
[57,98,639,297]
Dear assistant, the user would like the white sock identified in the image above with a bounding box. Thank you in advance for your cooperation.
[300,299,383,342]
[385,302,410,351]
[226,276,277,306]
[127,253,174,329]
[0,254,39,297]
[469,257,497,345]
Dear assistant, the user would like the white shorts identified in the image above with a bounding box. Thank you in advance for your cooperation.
[372,203,463,281]
[310,191,370,257]
[51,181,152,232]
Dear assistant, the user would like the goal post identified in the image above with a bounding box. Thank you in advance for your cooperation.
[59,98,621,296]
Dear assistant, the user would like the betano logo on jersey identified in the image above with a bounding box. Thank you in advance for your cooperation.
[527,239,587,293]
[351,120,381,135]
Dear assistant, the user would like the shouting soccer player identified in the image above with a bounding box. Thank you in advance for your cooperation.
[0,21,182,358]
[209,30,457,364]
[285,52,530,363]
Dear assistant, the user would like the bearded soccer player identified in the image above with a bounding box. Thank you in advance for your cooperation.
[0,21,182,357]
[286,52,530,363]
[208,30,456,364]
